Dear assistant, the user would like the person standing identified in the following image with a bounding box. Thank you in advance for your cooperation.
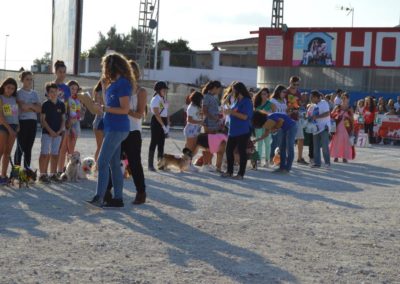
[14,71,41,168]
[148,81,169,171]
[362,96,377,144]
[221,82,253,180]
[87,52,133,207]
[38,83,65,183]
[0,78,19,185]
[201,80,222,171]
[309,91,331,168]
[269,85,287,162]
[287,76,308,165]
[329,93,355,163]
[252,88,275,167]
[252,111,297,173]
[122,60,147,204]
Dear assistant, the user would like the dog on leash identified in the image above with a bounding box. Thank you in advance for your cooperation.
[61,151,81,182]
[157,148,192,172]
[8,158,37,188]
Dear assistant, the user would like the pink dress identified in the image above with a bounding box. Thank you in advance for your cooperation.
[329,109,354,160]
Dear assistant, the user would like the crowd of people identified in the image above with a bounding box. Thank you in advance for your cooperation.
[0,52,399,208]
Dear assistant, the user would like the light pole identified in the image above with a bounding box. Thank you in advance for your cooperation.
[340,6,354,27]
[4,34,9,70]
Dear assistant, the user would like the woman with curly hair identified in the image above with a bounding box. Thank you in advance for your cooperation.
[87,52,135,207]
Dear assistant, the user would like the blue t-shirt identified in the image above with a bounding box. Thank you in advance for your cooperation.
[57,83,71,103]
[268,113,295,131]
[228,97,253,137]
[103,77,132,132]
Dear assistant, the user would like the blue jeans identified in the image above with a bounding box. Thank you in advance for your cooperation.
[95,131,129,201]
[270,129,282,161]
[313,129,330,166]
[280,124,298,171]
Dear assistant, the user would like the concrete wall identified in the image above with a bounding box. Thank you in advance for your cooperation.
[80,50,258,88]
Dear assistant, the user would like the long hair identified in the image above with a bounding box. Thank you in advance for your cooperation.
[202,80,222,95]
[232,82,251,99]
[252,110,268,128]
[253,88,269,109]
[221,81,236,105]
[0,77,18,97]
[271,85,286,100]
[365,96,375,112]
[189,91,203,108]
[128,59,141,81]
[101,52,136,90]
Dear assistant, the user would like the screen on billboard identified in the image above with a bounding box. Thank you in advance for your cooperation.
[293,32,337,66]
[52,0,82,74]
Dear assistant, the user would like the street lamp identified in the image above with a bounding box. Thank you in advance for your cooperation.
[339,6,354,27]
[4,34,9,70]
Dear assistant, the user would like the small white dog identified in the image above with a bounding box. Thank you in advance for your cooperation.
[61,151,81,182]
[79,157,95,179]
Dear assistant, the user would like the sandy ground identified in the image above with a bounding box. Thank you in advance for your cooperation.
[1,129,399,284]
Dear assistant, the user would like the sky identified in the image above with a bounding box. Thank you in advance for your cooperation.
[1,0,399,71]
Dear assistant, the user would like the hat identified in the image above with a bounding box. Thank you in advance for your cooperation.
[154,81,169,92]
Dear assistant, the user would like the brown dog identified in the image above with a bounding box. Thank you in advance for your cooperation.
[158,148,192,172]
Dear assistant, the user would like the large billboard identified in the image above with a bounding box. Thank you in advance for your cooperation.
[52,0,83,74]
[257,27,400,69]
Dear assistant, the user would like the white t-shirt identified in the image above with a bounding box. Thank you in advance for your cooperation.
[270,98,287,113]
[313,99,331,134]
[150,94,168,117]
[129,89,142,132]
[186,103,201,122]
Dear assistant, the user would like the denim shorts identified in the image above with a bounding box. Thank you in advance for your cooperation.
[184,124,201,138]
[41,134,62,155]
[70,121,81,137]
[93,116,104,130]
[0,124,18,134]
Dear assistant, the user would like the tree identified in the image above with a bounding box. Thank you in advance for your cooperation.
[33,52,51,66]
[157,39,193,67]
[86,26,154,58]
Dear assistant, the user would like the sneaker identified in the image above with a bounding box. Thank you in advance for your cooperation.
[188,164,199,173]
[103,198,124,208]
[220,172,232,178]
[39,175,51,183]
[263,161,269,168]
[86,196,103,208]
[148,166,157,172]
[310,164,321,168]
[334,158,339,162]
[202,165,215,172]
[232,174,244,180]
[0,177,8,185]
[49,174,62,183]
[324,163,331,169]
[343,159,348,163]
[297,158,309,165]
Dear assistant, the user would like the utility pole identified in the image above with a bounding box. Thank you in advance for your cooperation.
[4,34,9,70]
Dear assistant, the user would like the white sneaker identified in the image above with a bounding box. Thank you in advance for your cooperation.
[263,161,269,168]
[189,164,199,172]
[202,165,215,172]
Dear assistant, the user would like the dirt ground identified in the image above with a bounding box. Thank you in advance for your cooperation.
[1,129,399,283]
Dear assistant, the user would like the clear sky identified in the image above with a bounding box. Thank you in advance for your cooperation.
[1,0,399,71]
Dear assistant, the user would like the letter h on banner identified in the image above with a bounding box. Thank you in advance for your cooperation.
[344,32,372,66]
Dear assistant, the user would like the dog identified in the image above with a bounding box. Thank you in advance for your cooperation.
[273,147,281,167]
[79,157,95,179]
[157,148,192,172]
[246,140,259,170]
[61,151,81,182]
[8,158,37,188]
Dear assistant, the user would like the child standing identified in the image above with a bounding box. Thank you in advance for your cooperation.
[0,78,19,185]
[39,83,65,183]
[14,71,41,168]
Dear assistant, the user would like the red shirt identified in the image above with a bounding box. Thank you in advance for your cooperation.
[362,106,376,124]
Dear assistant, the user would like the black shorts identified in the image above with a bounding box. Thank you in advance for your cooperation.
[0,124,18,134]
[196,133,209,149]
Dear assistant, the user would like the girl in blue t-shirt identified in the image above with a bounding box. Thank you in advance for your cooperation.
[221,82,253,180]
[87,53,135,208]
[252,110,298,173]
